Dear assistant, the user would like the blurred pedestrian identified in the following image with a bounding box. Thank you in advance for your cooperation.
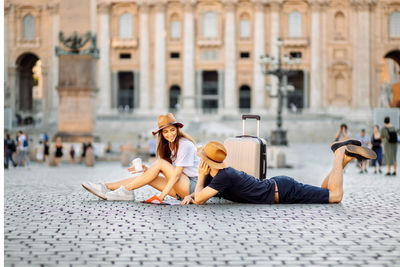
[105,141,112,161]
[69,144,75,165]
[17,131,29,167]
[335,123,349,141]
[44,140,50,165]
[371,125,383,174]
[80,142,87,163]
[55,137,63,166]
[356,129,370,173]
[36,140,44,163]
[4,133,17,169]
[381,117,398,176]
[148,136,156,158]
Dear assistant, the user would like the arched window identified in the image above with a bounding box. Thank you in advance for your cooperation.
[119,13,133,39]
[390,12,400,37]
[239,85,251,110]
[203,11,217,39]
[334,11,345,39]
[288,11,302,38]
[170,14,181,39]
[239,13,251,39]
[23,15,35,40]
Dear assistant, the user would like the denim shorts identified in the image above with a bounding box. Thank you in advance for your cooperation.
[271,176,329,204]
[188,176,197,195]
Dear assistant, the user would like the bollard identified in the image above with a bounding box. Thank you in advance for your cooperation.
[121,150,132,167]
[276,150,286,168]
[48,152,57,166]
[85,149,95,167]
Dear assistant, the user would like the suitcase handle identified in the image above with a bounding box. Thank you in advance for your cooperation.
[242,114,260,137]
[242,115,260,120]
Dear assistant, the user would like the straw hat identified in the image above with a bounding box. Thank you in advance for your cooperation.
[152,113,184,135]
[197,141,227,169]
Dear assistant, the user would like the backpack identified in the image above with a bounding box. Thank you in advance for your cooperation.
[388,128,398,144]
[23,139,28,147]
[8,140,16,152]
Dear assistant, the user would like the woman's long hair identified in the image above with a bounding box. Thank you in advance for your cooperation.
[156,126,196,164]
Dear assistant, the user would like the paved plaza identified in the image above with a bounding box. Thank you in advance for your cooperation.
[4,144,400,267]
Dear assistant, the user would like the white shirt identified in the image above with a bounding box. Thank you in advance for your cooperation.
[18,135,27,151]
[171,138,200,178]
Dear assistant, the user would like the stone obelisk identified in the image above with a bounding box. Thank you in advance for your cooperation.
[55,0,98,142]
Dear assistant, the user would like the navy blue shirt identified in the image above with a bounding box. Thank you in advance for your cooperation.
[203,167,276,204]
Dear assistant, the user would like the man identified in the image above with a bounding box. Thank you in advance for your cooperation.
[4,134,17,169]
[381,117,398,176]
[185,140,375,205]
[17,131,29,167]
[356,129,370,174]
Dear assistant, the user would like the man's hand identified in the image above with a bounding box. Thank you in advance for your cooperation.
[199,160,210,177]
[179,195,194,205]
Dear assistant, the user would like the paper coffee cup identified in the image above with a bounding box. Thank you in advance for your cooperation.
[132,158,143,172]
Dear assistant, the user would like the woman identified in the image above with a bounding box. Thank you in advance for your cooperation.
[69,144,75,165]
[55,137,63,166]
[36,141,44,163]
[371,125,383,174]
[44,140,50,165]
[82,113,200,202]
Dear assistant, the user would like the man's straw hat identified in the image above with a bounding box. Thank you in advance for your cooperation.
[197,141,227,169]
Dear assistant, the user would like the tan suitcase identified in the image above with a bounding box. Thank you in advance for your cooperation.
[224,115,267,179]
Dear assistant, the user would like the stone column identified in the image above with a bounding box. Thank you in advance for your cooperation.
[4,3,13,112]
[252,0,266,113]
[97,3,112,114]
[308,0,322,110]
[181,0,196,114]
[218,69,224,112]
[352,0,374,108]
[153,1,167,113]
[48,3,60,123]
[222,0,238,115]
[138,1,150,112]
[269,0,282,112]
[112,72,118,108]
[196,70,202,111]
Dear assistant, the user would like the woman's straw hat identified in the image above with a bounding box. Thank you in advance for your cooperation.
[152,113,184,135]
[197,141,227,169]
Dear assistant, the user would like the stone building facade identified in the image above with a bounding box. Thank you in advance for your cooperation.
[4,0,400,127]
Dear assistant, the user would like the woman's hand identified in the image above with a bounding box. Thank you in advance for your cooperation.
[127,164,148,174]
[199,160,210,177]
[180,195,194,205]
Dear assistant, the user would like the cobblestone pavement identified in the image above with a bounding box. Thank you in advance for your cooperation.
[4,144,400,267]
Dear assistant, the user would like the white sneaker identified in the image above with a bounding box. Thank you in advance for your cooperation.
[105,186,135,201]
[82,181,110,200]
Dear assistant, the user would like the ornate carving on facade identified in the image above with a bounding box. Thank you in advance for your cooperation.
[46,3,59,15]
[222,0,238,12]
[250,0,266,10]
[97,3,111,14]
[350,0,377,11]
[4,2,14,15]
[153,0,168,12]
[181,0,197,12]
[267,0,283,12]
[307,0,329,11]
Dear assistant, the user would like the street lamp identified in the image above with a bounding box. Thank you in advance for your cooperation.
[259,38,302,146]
